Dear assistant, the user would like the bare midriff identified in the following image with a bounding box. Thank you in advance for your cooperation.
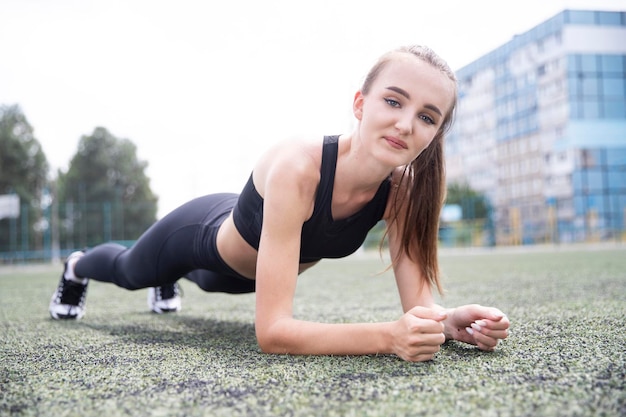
[216,213,318,280]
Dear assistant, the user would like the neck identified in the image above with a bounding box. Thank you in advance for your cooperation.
[336,133,395,190]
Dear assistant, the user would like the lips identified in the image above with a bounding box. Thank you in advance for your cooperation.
[384,136,408,150]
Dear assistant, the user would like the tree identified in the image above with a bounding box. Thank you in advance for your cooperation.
[57,127,158,248]
[441,182,494,247]
[445,182,489,220]
[0,104,49,252]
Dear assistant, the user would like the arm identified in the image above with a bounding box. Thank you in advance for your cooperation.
[388,231,509,351]
[385,172,509,352]
[252,149,445,361]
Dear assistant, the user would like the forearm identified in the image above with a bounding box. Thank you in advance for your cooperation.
[257,317,394,356]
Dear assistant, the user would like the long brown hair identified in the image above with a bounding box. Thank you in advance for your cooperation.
[362,45,458,294]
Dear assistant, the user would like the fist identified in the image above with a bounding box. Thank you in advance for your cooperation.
[392,306,447,362]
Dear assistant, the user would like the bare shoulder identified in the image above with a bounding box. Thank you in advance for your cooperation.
[253,137,323,199]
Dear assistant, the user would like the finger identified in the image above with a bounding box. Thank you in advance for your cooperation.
[476,341,498,352]
[407,340,443,361]
[486,308,505,321]
[466,305,506,322]
[471,326,509,342]
[467,323,508,351]
[470,321,509,340]
[407,306,447,322]
[474,319,509,332]
[408,331,446,347]
[468,329,500,351]
[397,334,443,362]
[414,316,447,335]
[404,352,437,362]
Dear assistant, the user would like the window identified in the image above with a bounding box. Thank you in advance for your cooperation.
[609,171,626,188]
[567,10,596,25]
[606,149,626,166]
[597,11,622,25]
[567,55,579,74]
[569,98,583,119]
[582,77,599,97]
[573,195,585,214]
[581,149,595,168]
[600,55,624,73]
[588,171,605,192]
[587,195,605,212]
[568,75,581,96]
[583,100,601,118]
[554,31,562,45]
[603,100,626,119]
[581,55,598,73]
[537,38,545,53]
[602,77,625,98]
[537,65,546,76]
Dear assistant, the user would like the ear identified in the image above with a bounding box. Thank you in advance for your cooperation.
[353,90,364,121]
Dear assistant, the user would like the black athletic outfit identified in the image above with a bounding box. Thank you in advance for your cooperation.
[74,136,391,294]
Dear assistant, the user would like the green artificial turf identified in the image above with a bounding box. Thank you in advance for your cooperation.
[1,246,624,416]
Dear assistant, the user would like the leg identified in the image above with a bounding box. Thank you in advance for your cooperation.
[186,270,255,294]
[74,193,239,290]
[184,217,256,293]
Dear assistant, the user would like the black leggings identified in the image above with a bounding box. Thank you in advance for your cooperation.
[74,193,256,294]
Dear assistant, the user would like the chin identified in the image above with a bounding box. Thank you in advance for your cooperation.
[376,151,410,168]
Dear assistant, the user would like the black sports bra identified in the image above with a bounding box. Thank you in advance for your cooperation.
[232,135,391,263]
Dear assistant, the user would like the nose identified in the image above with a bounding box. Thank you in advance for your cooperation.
[395,111,413,136]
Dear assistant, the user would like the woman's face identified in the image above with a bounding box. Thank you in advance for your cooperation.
[353,54,456,167]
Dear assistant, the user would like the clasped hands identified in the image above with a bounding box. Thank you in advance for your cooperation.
[392,304,510,362]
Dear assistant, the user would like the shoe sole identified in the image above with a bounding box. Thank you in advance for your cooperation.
[150,307,181,314]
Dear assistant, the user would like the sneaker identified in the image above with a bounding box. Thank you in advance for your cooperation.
[148,283,182,314]
[49,251,89,320]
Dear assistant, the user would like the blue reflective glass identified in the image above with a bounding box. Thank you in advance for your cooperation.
[597,11,622,25]
[572,171,583,188]
[582,77,599,96]
[583,100,601,118]
[606,149,626,166]
[587,171,606,192]
[581,55,598,72]
[609,171,626,188]
[568,10,596,24]
[568,75,581,95]
[601,55,624,73]
[567,55,579,73]
[602,77,625,97]
[604,100,626,119]
[587,194,604,210]
[574,196,584,214]
[569,99,583,119]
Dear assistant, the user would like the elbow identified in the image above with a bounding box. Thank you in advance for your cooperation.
[255,323,290,355]
[257,339,281,355]
[255,327,273,353]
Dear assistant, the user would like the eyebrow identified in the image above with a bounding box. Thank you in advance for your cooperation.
[386,86,443,117]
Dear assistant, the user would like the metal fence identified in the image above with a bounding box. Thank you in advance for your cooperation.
[1,200,624,264]
[0,201,142,264]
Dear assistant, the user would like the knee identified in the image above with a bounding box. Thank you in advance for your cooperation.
[186,270,255,294]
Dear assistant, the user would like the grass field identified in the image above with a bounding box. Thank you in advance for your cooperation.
[1,246,625,417]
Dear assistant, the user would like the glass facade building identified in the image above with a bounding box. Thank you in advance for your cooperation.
[447,9,626,244]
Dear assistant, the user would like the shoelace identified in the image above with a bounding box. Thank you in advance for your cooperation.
[157,283,179,300]
[60,279,87,306]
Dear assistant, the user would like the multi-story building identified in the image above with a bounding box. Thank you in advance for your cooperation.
[447,9,626,245]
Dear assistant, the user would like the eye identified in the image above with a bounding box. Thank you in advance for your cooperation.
[384,98,401,108]
[419,114,435,125]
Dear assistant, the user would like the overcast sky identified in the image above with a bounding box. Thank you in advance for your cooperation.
[2,0,625,217]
